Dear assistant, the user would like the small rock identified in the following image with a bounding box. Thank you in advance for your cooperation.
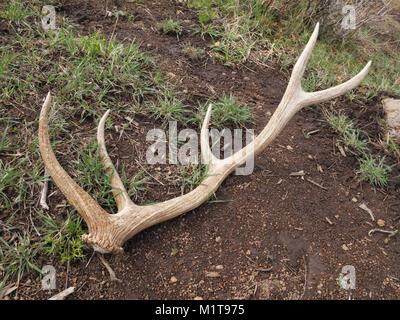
[246,249,251,255]
[167,72,176,78]
[215,265,224,270]
[206,271,220,278]
[194,296,203,300]
[382,98,400,142]
[170,276,178,283]
[342,244,349,251]
[351,197,358,202]
[215,236,222,243]
[244,76,250,81]
[377,219,385,227]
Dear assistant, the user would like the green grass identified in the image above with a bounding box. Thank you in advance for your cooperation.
[197,94,254,128]
[326,112,369,155]
[157,18,184,38]
[39,212,86,263]
[149,88,192,124]
[0,231,42,288]
[192,22,223,40]
[358,156,391,189]
[182,44,205,60]
[325,110,392,188]
[122,169,150,201]
[177,164,209,195]
[73,141,118,214]
[0,0,33,25]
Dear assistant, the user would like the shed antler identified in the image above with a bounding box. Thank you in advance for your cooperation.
[39,24,371,254]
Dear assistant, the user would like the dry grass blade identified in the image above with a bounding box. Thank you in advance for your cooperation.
[0,283,18,300]
[48,287,75,300]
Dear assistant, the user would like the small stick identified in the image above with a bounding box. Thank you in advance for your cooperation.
[98,254,121,283]
[48,287,75,300]
[0,283,17,299]
[299,253,308,300]
[359,203,375,221]
[40,168,50,210]
[325,217,334,225]
[368,229,398,237]
[306,178,328,190]
[85,251,96,268]
[255,267,273,272]
[135,160,164,186]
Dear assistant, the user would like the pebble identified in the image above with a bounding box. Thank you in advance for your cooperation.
[342,244,349,251]
[215,236,222,243]
[351,197,358,202]
[215,265,224,270]
[377,219,385,227]
[194,296,203,300]
[206,271,220,278]
[167,72,176,78]
[170,276,178,283]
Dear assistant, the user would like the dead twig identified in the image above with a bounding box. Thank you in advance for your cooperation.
[40,167,50,210]
[306,178,328,190]
[48,287,75,300]
[255,267,273,272]
[359,203,375,221]
[299,253,308,300]
[98,254,121,283]
[135,160,164,186]
[0,283,17,300]
[368,228,398,237]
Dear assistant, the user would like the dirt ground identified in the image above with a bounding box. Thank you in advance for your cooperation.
[6,0,400,300]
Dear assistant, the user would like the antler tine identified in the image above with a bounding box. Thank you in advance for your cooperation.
[97,110,137,212]
[286,22,320,93]
[200,103,219,166]
[303,60,371,105]
[38,93,111,233]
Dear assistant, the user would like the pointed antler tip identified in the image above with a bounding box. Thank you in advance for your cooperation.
[313,22,320,37]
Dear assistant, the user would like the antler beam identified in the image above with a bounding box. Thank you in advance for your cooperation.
[39,23,371,254]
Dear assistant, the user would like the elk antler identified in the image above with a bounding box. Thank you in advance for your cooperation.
[39,24,371,254]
